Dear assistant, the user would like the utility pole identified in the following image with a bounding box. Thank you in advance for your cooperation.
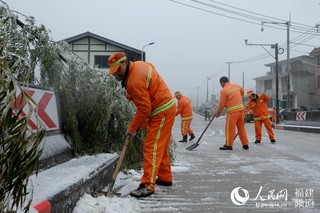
[286,22,291,108]
[212,80,215,103]
[226,62,232,81]
[261,21,290,108]
[206,77,211,103]
[274,43,279,124]
[245,39,283,124]
[196,87,199,107]
[242,72,244,104]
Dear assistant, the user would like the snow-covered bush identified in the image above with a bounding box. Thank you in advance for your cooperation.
[0,2,45,212]
[0,1,146,170]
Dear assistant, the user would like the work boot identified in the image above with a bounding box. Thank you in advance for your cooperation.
[189,133,195,141]
[242,145,249,150]
[219,145,233,150]
[270,139,276,143]
[130,184,154,198]
[179,135,188,142]
[254,140,261,144]
[155,178,172,186]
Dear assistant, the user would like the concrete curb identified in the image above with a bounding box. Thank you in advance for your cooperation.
[274,123,320,133]
[29,154,119,213]
[49,156,118,212]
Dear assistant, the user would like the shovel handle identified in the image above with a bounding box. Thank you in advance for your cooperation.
[107,135,131,194]
[196,115,216,144]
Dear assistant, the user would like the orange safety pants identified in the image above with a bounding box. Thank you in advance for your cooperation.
[180,119,193,136]
[141,104,176,191]
[225,111,249,147]
[254,118,275,141]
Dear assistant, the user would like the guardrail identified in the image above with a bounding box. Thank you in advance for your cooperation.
[286,111,320,122]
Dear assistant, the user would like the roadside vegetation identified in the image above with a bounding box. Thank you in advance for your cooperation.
[0,1,162,211]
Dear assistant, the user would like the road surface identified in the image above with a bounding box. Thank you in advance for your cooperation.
[138,113,320,213]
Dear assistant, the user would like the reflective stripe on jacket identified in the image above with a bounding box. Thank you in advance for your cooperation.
[216,82,245,114]
[247,93,271,120]
[125,61,174,133]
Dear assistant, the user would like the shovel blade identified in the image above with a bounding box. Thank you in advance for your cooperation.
[185,142,199,151]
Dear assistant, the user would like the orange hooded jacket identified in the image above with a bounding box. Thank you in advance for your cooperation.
[247,94,271,120]
[176,95,193,120]
[216,82,245,115]
[124,61,174,133]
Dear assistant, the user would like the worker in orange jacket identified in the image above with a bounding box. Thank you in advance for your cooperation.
[214,76,249,150]
[247,90,276,144]
[108,52,176,198]
[174,91,195,142]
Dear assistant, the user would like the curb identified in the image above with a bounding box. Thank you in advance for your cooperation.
[28,153,118,212]
[274,124,320,133]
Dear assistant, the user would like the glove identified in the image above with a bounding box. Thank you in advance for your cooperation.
[126,130,136,138]
[214,111,220,118]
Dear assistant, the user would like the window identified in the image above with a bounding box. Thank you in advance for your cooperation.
[94,55,108,68]
[264,79,272,90]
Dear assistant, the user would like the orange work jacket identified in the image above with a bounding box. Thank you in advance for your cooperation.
[247,94,271,120]
[124,61,175,133]
[216,82,245,114]
[176,95,193,120]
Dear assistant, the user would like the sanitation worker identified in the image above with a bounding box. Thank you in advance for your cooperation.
[108,52,175,198]
[214,76,249,150]
[247,90,276,144]
[174,91,195,142]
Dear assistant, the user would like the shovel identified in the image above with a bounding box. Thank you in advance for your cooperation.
[105,135,131,196]
[186,116,216,151]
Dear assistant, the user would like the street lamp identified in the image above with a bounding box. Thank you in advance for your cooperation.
[141,42,155,61]
[261,21,291,108]
[245,39,284,124]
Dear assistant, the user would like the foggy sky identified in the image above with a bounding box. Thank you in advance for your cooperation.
[6,0,320,105]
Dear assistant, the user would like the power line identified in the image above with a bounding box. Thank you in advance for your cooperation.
[206,0,316,30]
[168,0,320,94]
[191,0,275,23]
[290,49,310,54]
[169,0,320,35]
[291,42,320,48]
[168,0,320,63]
[168,0,266,26]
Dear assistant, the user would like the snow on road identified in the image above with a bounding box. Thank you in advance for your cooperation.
[73,113,320,212]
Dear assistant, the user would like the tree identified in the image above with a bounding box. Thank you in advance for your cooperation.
[0,3,45,211]
[1,1,174,211]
